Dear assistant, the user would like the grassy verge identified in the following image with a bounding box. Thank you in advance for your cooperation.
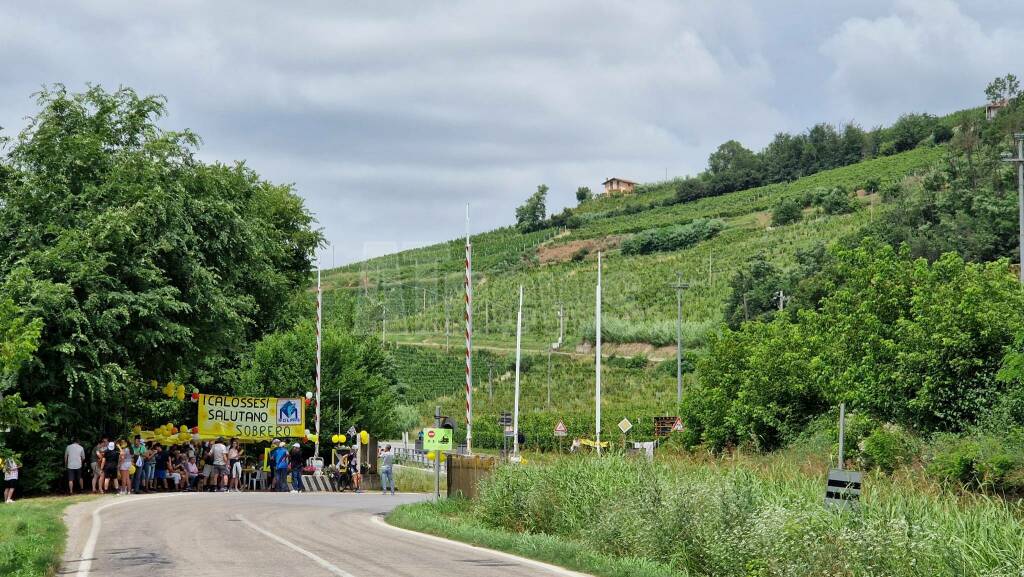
[387,498,679,577]
[390,454,1024,577]
[0,495,96,577]
[394,464,443,493]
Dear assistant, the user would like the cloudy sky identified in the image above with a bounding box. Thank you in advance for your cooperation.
[2,1,1022,265]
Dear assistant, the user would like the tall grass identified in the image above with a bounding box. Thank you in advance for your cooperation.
[472,455,1024,577]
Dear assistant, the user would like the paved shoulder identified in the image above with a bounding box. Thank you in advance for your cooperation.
[62,493,591,577]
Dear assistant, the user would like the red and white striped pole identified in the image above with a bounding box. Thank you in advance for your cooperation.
[314,265,322,459]
[465,204,473,454]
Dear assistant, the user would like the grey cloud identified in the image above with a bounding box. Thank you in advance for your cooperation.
[1,1,1021,263]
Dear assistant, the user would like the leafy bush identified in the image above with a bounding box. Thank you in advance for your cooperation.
[620,218,724,255]
[859,424,921,473]
[687,239,1024,451]
[819,188,858,214]
[469,455,1024,576]
[927,430,1024,493]
[771,198,802,226]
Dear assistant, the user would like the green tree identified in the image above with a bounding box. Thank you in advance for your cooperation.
[238,321,402,438]
[690,239,1024,451]
[706,140,763,194]
[575,186,592,203]
[515,184,548,232]
[985,73,1020,104]
[0,85,322,490]
[723,254,784,329]
[0,298,45,438]
[771,198,802,226]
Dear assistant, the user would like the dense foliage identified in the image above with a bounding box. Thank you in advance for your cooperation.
[619,218,724,255]
[454,455,1024,577]
[515,184,548,232]
[238,319,403,438]
[684,240,1024,451]
[0,86,322,490]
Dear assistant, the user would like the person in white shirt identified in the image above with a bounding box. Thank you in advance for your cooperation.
[65,438,86,495]
[210,438,228,492]
[3,455,19,503]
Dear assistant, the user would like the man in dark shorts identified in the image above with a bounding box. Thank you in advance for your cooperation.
[100,442,119,493]
[65,437,86,495]
[154,444,169,490]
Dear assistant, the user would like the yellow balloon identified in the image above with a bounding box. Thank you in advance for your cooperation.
[308,434,318,443]
[359,430,369,445]
[339,435,346,444]
[426,451,436,461]
[440,453,446,462]
[129,464,136,475]
[330,435,339,443]
[150,379,158,389]
[176,390,185,401]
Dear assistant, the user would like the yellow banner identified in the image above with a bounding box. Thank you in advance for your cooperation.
[198,394,305,440]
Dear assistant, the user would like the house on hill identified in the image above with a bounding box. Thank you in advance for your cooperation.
[603,177,636,195]
[987,99,1011,120]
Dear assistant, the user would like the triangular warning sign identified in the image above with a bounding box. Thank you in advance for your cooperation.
[671,417,684,432]
[554,420,567,434]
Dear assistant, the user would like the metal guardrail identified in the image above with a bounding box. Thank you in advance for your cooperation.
[392,444,467,473]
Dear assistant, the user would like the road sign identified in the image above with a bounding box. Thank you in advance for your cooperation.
[617,418,632,434]
[423,427,453,451]
[654,416,680,436]
[553,420,567,437]
[824,468,862,510]
[498,412,512,426]
[347,426,357,437]
[504,425,515,437]
[672,417,684,432]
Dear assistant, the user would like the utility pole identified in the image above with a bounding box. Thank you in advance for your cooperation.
[669,274,690,404]
[595,252,603,455]
[1002,133,1024,283]
[512,285,523,460]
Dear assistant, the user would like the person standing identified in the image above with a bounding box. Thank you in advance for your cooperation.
[379,444,395,495]
[153,444,169,491]
[117,440,132,495]
[91,437,108,494]
[65,438,86,495]
[131,437,146,494]
[3,454,19,503]
[210,437,228,492]
[100,441,119,494]
[288,443,303,493]
[271,441,289,492]
[227,439,243,492]
[347,447,362,493]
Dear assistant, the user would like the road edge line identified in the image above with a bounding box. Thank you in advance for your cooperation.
[371,513,593,577]
[237,515,357,577]
[73,493,180,577]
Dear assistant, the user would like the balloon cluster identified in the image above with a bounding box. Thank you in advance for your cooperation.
[330,434,347,444]
[152,380,196,402]
[425,451,447,462]
[139,421,195,444]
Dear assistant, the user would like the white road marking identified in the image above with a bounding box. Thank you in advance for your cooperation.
[371,514,593,577]
[74,494,179,577]
[237,515,357,577]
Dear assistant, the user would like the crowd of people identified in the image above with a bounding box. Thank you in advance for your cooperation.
[61,435,252,495]
[56,436,398,497]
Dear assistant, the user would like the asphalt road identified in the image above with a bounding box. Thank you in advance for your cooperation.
[61,492,589,577]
